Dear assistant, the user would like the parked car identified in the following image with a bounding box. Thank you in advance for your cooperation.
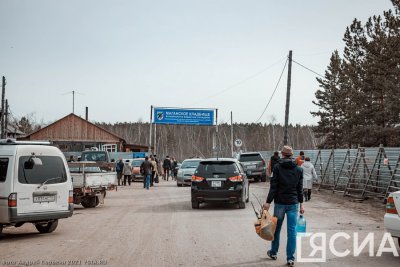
[177,159,202,187]
[0,139,73,235]
[384,190,400,246]
[238,152,267,182]
[191,158,249,209]
[131,158,145,182]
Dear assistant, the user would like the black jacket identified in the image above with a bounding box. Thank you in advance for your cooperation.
[266,158,304,205]
[140,160,153,175]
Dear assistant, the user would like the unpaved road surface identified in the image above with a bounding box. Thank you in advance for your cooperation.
[0,180,399,267]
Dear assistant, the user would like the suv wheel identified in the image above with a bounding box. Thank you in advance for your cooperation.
[81,196,97,208]
[0,224,3,235]
[238,200,246,209]
[245,186,250,203]
[254,177,260,182]
[191,201,199,209]
[261,176,267,182]
[35,220,58,234]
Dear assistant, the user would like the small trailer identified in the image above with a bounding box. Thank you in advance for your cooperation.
[68,162,117,208]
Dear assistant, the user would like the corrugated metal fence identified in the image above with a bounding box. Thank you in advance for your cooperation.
[260,147,400,200]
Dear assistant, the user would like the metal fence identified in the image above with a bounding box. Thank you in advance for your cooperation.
[260,146,400,200]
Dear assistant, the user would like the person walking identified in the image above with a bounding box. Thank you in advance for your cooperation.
[140,156,153,190]
[171,157,178,181]
[263,146,304,266]
[116,158,124,186]
[122,159,132,186]
[163,156,172,181]
[150,155,158,186]
[295,151,305,166]
[267,151,280,177]
[300,157,318,201]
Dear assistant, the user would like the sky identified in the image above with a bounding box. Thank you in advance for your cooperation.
[0,0,395,126]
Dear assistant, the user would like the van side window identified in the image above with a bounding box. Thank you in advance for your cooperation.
[18,156,67,185]
[0,158,9,182]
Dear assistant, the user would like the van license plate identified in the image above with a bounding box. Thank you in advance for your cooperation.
[33,195,56,203]
[211,181,221,187]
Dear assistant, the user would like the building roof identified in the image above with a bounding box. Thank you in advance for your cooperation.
[22,113,126,142]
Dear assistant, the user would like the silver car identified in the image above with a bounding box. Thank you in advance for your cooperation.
[177,159,202,187]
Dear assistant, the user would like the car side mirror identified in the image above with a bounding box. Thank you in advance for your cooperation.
[24,157,43,169]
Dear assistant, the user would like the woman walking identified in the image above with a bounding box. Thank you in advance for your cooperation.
[122,159,133,186]
[300,157,318,201]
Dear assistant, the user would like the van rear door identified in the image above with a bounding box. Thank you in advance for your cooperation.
[14,154,70,215]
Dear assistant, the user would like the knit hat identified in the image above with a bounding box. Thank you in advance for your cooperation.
[281,146,293,157]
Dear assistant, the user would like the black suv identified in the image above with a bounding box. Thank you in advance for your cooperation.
[238,152,267,182]
[191,158,249,209]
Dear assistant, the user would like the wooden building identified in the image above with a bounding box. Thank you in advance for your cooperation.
[20,113,148,152]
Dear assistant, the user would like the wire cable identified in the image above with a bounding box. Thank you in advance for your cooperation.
[188,58,286,107]
[292,59,324,78]
[255,58,288,123]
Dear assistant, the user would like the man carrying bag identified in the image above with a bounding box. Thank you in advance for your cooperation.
[263,146,304,267]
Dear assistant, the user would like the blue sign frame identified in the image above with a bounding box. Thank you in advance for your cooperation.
[153,108,215,126]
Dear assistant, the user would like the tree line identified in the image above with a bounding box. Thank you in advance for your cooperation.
[312,0,400,148]
[96,122,317,161]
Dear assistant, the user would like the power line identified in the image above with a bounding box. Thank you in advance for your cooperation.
[255,58,288,123]
[292,59,324,78]
[188,58,286,106]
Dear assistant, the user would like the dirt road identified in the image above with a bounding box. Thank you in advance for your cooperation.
[0,180,399,267]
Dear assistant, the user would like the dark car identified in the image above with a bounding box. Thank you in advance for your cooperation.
[238,152,267,182]
[191,158,249,209]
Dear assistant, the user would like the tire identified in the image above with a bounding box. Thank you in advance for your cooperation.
[102,190,107,198]
[398,237,400,248]
[238,201,246,209]
[245,186,250,203]
[81,196,97,208]
[0,224,3,235]
[191,201,199,209]
[254,177,260,182]
[177,183,183,187]
[261,176,267,182]
[35,220,58,234]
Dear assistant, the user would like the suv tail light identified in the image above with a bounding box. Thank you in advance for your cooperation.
[8,193,17,207]
[228,175,243,182]
[386,196,398,214]
[69,190,73,204]
[192,175,204,182]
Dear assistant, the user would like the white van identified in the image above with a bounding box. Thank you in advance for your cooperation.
[0,139,73,235]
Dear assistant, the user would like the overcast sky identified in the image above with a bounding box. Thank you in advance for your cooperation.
[0,0,394,125]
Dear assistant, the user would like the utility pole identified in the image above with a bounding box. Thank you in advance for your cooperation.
[72,90,75,114]
[1,76,6,139]
[283,50,292,146]
[148,105,153,154]
[4,100,8,138]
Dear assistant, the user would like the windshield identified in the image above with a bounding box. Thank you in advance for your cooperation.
[239,154,263,162]
[195,161,238,175]
[181,160,201,169]
[0,158,9,182]
[132,159,144,167]
[18,156,67,184]
[81,151,107,161]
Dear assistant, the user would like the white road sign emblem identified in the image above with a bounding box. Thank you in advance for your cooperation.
[234,139,242,148]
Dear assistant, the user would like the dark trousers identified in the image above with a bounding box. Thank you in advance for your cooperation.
[164,168,170,181]
[123,175,131,186]
[151,171,155,186]
[303,189,312,201]
[117,172,123,186]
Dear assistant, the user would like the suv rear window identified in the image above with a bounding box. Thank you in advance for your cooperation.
[81,151,107,161]
[239,154,263,162]
[18,156,67,185]
[0,158,9,182]
[196,161,238,175]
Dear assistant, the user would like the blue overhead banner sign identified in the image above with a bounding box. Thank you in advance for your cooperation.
[154,108,215,126]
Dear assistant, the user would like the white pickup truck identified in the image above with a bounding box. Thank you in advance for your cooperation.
[68,162,117,208]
